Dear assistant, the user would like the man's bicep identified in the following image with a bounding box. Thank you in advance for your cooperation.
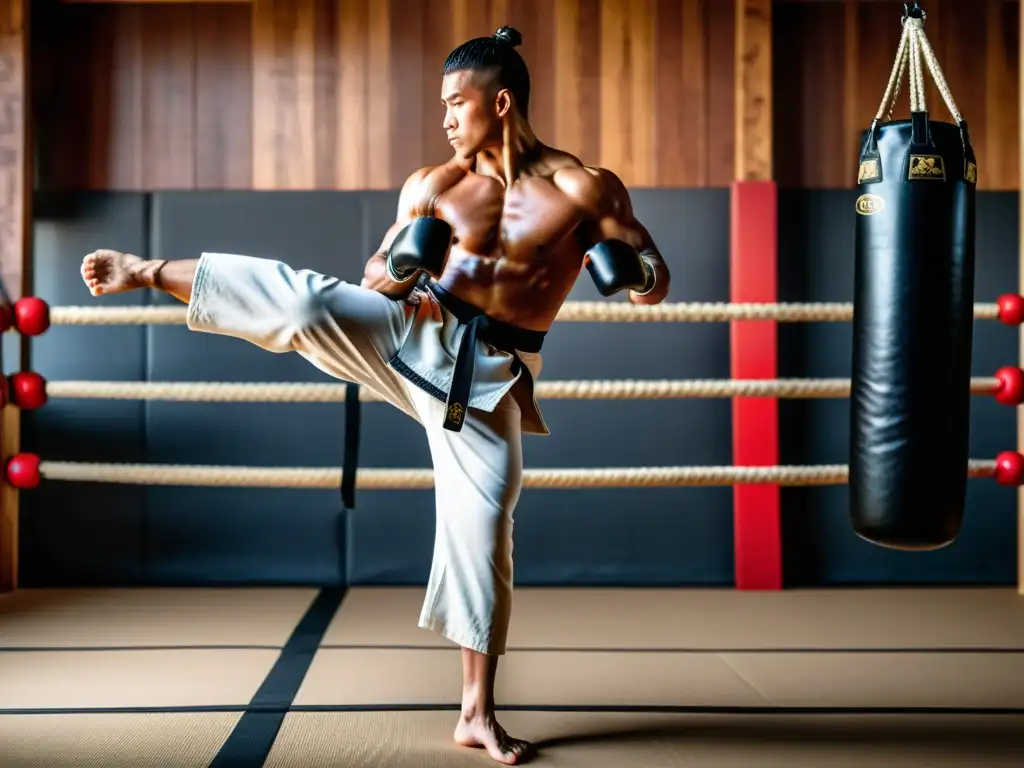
[583,167,671,300]
[595,176,670,288]
[574,167,655,252]
[594,211,657,253]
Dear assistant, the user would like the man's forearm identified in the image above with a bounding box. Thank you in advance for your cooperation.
[361,252,420,299]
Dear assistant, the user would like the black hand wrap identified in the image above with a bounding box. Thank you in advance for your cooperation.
[386,216,454,284]
[584,239,657,297]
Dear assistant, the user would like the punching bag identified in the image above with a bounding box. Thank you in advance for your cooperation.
[849,4,977,550]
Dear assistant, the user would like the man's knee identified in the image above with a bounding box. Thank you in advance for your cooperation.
[288,287,331,335]
[288,272,401,340]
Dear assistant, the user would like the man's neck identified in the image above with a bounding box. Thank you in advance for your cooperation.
[474,114,541,187]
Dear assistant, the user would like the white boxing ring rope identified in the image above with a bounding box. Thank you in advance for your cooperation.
[31,461,1001,489]
[42,377,1004,402]
[6,297,1022,491]
[40,300,1003,326]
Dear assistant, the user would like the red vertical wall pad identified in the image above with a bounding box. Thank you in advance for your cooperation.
[730,179,782,590]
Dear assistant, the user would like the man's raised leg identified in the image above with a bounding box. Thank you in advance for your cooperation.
[80,249,418,414]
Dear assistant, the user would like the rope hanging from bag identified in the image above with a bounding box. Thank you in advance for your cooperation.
[860,2,976,186]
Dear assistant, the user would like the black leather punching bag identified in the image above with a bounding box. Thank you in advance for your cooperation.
[849,111,977,550]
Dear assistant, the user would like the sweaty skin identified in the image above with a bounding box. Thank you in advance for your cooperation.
[81,156,667,328]
[362,152,670,331]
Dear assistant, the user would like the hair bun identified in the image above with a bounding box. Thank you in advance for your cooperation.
[493,26,522,47]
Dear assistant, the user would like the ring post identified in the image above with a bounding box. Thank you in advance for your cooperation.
[732,0,782,590]
[0,0,29,594]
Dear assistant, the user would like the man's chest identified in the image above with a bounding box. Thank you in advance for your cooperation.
[435,176,583,254]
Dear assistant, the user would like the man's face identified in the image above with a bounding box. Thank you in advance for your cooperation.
[441,70,502,159]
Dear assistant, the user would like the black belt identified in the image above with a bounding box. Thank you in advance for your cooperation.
[341,381,361,509]
[427,283,545,432]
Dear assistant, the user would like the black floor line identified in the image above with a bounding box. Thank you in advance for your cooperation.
[206,587,345,768]
[1,704,1023,717]
[0,645,283,652]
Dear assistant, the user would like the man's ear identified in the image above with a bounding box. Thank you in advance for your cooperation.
[495,89,513,119]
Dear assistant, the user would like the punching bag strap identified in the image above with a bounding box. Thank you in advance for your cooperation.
[909,111,932,149]
[959,121,978,186]
[859,14,912,184]
[858,121,884,185]
[907,6,978,184]
[903,10,948,181]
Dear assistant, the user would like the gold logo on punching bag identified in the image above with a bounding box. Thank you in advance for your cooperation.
[855,194,885,216]
[965,162,978,184]
[908,155,946,180]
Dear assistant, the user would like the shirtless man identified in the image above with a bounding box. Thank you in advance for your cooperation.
[79,27,670,765]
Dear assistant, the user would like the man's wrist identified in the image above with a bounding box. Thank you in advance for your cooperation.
[633,250,658,296]
[385,251,419,284]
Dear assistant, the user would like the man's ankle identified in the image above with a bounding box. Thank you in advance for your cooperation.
[460,690,494,719]
[132,258,167,290]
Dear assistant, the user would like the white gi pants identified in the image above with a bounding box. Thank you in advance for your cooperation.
[186,252,532,656]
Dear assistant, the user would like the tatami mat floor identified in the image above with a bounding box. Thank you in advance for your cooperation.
[1,586,1023,766]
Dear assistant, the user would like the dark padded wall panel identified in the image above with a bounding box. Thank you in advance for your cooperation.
[144,189,734,587]
[145,192,384,585]
[778,190,1019,585]
[22,193,149,585]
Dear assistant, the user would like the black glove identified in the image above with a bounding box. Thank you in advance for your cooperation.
[584,239,656,297]
[386,217,454,283]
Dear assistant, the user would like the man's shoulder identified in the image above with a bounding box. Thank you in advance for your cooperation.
[550,162,627,215]
[399,162,469,215]
[405,161,468,186]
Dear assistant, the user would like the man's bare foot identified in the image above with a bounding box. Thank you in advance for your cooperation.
[80,249,144,296]
[454,710,533,765]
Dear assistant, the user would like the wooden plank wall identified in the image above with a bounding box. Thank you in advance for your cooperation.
[775,0,1020,190]
[32,0,1020,191]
